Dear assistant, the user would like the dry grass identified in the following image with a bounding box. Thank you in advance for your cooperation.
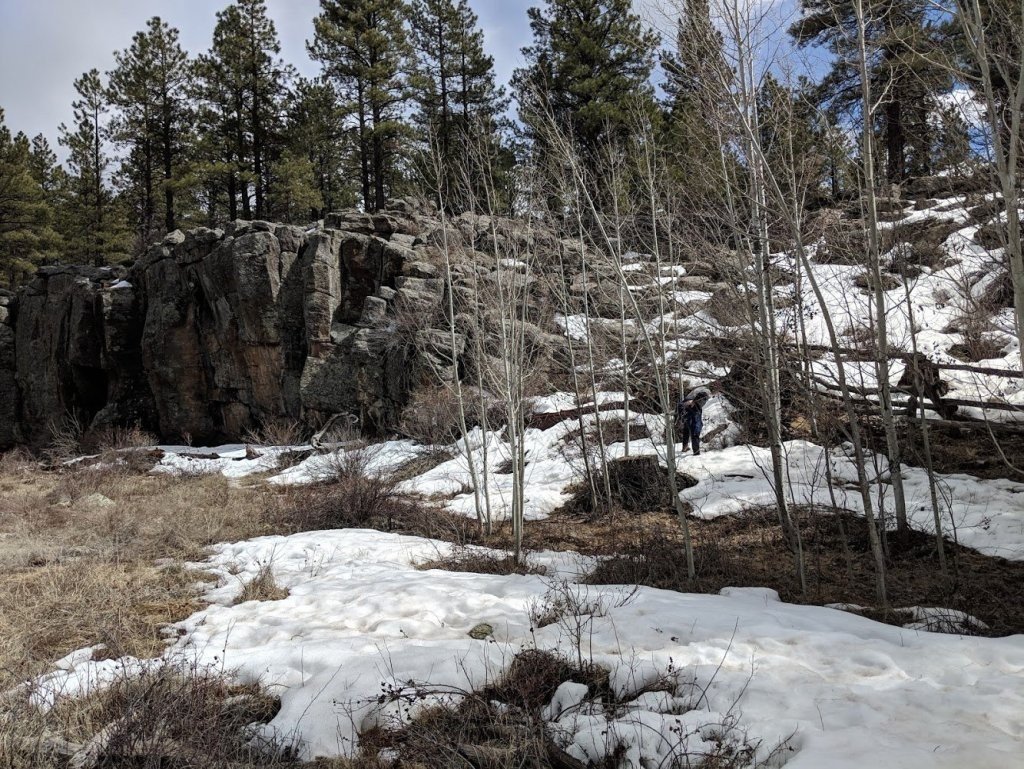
[2,661,290,768]
[417,545,546,575]
[237,563,290,604]
[0,455,279,692]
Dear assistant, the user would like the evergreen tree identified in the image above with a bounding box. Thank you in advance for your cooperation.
[196,0,290,222]
[267,147,323,223]
[757,75,832,203]
[512,0,659,169]
[283,77,355,218]
[310,0,413,212]
[660,0,731,220]
[0,111,54,286]
[27,135,63,199]
[59,70,128,266]
[109,17,192,241]
[791,0,954,183]
[408,0,510,209]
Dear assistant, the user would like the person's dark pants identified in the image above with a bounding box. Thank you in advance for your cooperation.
[681,413,702,454]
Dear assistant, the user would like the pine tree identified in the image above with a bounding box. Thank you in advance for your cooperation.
[109,17,192,241]
[512,0,659,169]
[267,148,323,223]
[310,0,412,212]
[283,77,356,219]
[196,0,290,222]
[59,70,128,266]
[0,111,54,286]
[660,0,731,220]
[408,0,510,209]
[791,0,953,183]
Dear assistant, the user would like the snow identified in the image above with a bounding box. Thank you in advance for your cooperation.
[678,440,1024,560]
[33,529,1024,766]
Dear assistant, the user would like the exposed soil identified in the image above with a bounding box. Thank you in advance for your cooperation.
[584,507,1024,637]
[455,503,1024,637]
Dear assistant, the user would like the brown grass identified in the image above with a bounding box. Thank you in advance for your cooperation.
[237,563,290,604]
[417,545,546,575]
[3,661,289,768]
[0,456,279,691]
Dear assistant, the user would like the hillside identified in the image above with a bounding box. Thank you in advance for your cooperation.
[1,183,1023,768]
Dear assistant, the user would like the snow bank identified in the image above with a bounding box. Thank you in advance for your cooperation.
[34,529,1024,766]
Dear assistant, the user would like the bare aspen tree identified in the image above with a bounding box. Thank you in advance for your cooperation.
[686,0,806,591]
[461,144,542,562]
[851,0,911,544]
[901,270,949,578]
[658,0,889,603]
[531,97,698,581]
[426,133,489,534]
[949,0,1024,375]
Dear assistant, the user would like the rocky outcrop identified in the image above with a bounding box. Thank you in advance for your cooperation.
[11,266,153,447]
[1,199,567,449]
[0,291,19,447]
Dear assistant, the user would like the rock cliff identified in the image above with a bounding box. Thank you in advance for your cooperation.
[0,199,549,448]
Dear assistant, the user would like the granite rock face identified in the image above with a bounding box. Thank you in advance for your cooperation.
[1,199,567,449]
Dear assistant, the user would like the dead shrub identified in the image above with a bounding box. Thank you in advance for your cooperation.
[586,527,693,592]
[85,424,158,454]
[44,414,86,462]
[947,284,1007,362]
[243,417,308,448]
[398,386,463,445]
[974,221,1018,251]
[590,416,651,445]
[236,562,289,603]
[2,663,288,769]
[853,270,901,292]
[564,456,698,516]
[362,650,605,768]
[485,649,606,713]
[813,220,866,265]
[418,545,545,576]
[280,449,419,533]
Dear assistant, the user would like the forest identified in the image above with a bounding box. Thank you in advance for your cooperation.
[0,0,1019,294]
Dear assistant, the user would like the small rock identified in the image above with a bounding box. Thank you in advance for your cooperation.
[79,493,116,511]
[404,260,440,279]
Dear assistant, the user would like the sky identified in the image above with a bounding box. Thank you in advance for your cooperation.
[0,0,823,160]
[0,0,536,152]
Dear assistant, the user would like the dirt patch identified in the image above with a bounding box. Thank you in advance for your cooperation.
[586,507,1024,636]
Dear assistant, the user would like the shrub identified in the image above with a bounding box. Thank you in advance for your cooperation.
[398,386,463,445]
[243,417,308,448]
[2,663,288,769]
[282,448,416,532]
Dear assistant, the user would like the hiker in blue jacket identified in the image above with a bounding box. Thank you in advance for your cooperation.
[675,385,712,455]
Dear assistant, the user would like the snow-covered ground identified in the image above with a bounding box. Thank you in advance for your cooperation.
[149,395,1024,563]
[33,529,1024,766]
[34,194,1024,766]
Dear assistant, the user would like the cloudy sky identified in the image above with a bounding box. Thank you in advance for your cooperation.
[0,0,537,150]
